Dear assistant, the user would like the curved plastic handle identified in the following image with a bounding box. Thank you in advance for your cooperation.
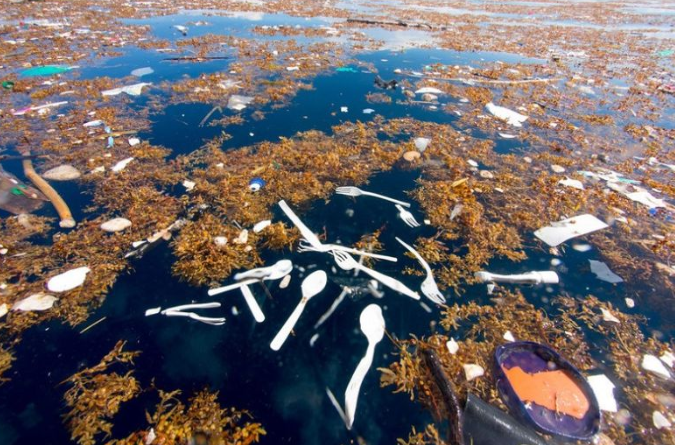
[270,300,307,351]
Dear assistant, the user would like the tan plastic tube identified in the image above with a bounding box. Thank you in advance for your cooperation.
[21,153,76,228]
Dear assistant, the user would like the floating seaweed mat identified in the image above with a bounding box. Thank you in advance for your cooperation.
[494,341,600,441]
[19,65,75,77]
[0,165,47,214]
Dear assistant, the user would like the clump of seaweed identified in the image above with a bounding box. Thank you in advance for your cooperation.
[111,389,265,445]
[62,341,141,445]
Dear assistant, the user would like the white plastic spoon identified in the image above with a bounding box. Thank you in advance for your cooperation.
[270,270,327,351]
[207,259,293,296]
[345,304,385,429]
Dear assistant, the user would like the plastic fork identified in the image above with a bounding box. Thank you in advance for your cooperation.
[335,186,411,207]
[395,237,445,304]
[395,204,420,228]
[297,239,398,262]
[331,250,419,300]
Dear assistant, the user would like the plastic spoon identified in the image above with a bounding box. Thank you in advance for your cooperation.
[345,304,385,429]
[207,259,293,296]
[270,270,327,351]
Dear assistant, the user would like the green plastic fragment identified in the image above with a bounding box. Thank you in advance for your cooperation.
[336,66,357,73]
[11,187,24,196]
[657,49,674,57]
[2,81,14,90]
[20,65,74,78]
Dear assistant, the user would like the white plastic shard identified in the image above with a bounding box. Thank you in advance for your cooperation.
[0,303,8,319]
[47,266,90,292]
[499,133,517,139]
[559,177,584,190]
[279,274,291,289]
[101,217,132,233]
[653,411,672,429]
[587,374,618,412]
[661,351,675,368]
[128,137,140,146]
[253,220,271,233]
[503,331,515,342]
[131,67,154,77]
[42,164,81,181]
[102,82,151,97]
[111,157,134,172]
[463,364,485,381]
[415,87,443,95]
[227,95,254,111]
[589,260,624,284]
[485,102,528,127]
[446,338,459,354]
[534,214,608,247]
[601,308,620,323]
[145,307,161,316]
[182,180,196,191]
[12,293,58,311]
[641,354,672,379]
[414,137,431,151]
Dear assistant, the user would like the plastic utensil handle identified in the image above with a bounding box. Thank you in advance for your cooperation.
[163,310,225,324]
[207,278,257,296]
[395,237,432,272]
[329,245,398,262]
[477,271,558,284]
[344,343,375,429]
[361,191,410,207]
[278,200,323,248]
[270,300,307,351]
[356,264,420,300]
[240,284,265,323]
[161,302,220,314]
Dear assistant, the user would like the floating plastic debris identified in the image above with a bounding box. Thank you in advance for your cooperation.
[587,374,618,412]
[653,411,671,429]
[475,270,559,285]
[173,25,188,35]
[446,338,459,354]
[111,157,134,173]
[402,151,421,162]
[234,229,248,244]
[362,108,375,114]
[128,137,140,146]
[589,260,623,284]
[12,293,58,311]
[572,243,593,252]
[551,164,566,173]
[131,67,154,77]
[286,66,299,71]
[42,165,81,181]
[485,102,528,127]
[479,170,494,179]
[213,236,227,247]
[102,82,151,97]
[101,217,132,233]
[12,101,68,116]
[463,364,485,381]
[503,331,515,342]
[559,177,584,190]
[0,303,7,319]
[534,214,608,247]
[641,354,671,379]
[279,274,291,289]
[182,180,196,191]
[601,308,620,323]
[227,95,254,111]
[625,298,635,308]
[20,65,76,77]
[344,304,385,429]
[252,220,271,233]
[249,177,265,191]
[270,270,327,351]
[413,137,430,152]
[340,106,348,113]
[47,266,90,292]
[414,87,443,95]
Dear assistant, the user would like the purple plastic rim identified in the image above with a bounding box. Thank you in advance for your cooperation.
[494,341,601,441]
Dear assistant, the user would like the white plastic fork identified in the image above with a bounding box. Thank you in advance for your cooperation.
[395,204,420,228]
[335,186,411,207]
[297,239,398,262]
[395,237,445,304]
[331,250,420,300]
